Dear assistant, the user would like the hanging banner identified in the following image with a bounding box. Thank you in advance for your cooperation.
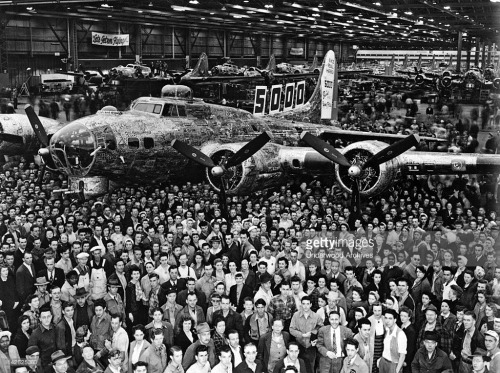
[321,50,336,119]
[92,32,130,47]
[290,47,304,56]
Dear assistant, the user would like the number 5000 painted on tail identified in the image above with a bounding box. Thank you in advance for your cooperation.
[253,80,306,116]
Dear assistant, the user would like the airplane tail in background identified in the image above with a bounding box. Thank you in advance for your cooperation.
[190,53,210,77]
[402,55,408,70]
[265,55,276,72]
[417,55,422,70]
[309,54,319,72]
[272,50,337,124]
[430,55,436,70]
[448,54,453,69]
[387,55,395,75]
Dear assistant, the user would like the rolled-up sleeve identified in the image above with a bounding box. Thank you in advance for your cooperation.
[398,331,408,355]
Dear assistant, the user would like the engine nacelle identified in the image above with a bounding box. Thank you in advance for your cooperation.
[334,141,400,196]
[440,76,452,88]
[493,78,500,90]
[199,142,286,195]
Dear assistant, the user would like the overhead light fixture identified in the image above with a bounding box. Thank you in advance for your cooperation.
[148,2,153,6]
[373,2,381,5]
[221,5,226,10]
[404,11,412,15]
[26,6,33,10]
[138,9,143,13]
[101,3,111,8]
[189,0,199,4]
[264,4,273,8]
[443,5,451,9]
[318,3,323,7]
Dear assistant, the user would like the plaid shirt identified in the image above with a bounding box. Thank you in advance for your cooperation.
[24,309,40,330]
[416,318,452,354]
[212,331,227,357]
[267,295,297,322]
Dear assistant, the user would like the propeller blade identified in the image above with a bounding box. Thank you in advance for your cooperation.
[171,139,215,168]
[225,131,272,169]
[25,105,49,147]
[0,133,24,144]
[37,164,46,187]
[351,178,361,216]
[300,132,351,167]
[218,177,229,220]
[363,134,420,170]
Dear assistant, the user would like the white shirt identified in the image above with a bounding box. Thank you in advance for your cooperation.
[289,261,306,281]
[261,256,276,275]
[382,326,407,362]
[131,340,144,364]
[212,362,232,373]
[282,357,300,372]
[442,279,458,300]
[24,263,33,277]
[178,265,197,280]
[155,265,170,284]
[186,362,210,373]
[230,345,242,367]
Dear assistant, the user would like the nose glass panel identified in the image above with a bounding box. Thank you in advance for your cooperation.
[49,122,96,176]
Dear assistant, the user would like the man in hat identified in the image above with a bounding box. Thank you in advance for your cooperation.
[103,276,126,322]
[73,288,93,329]
[470,348,491,373]
[50,350,74,373]
[74,253,90,292]
[182,323,217,370]
[411,330,452,373]
[484,330,500,373]
[0,330,20,373]
[34,276,51,306]
[416,304,452,353]
[25,345,42,373]
[254,273,273,311]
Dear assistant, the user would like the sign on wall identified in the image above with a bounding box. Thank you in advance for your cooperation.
[92,32,130,47]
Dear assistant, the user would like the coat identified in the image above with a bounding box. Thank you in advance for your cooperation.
[145,321,174,347]
[37,267,65,289]
[340,354,369,373]
[229,284,254,313]
[257,332,290,373]
[141,343,168,373]
[272,358,307,373]
[182,340,217,371]
[411,346,453,373]
[174,305,205,335]
[354,333,375,373]
[317,325,354,373]
[16,263,36,303]
[128,340,150,372]
[0,345,20,373]
[56,316,77,356]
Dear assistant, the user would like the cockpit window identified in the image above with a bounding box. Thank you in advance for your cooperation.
[49,122,96,177]
[161,104,186,117]
[128,138,140,148]
[133,103,163,115]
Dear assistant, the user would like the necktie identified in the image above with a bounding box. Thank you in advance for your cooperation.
[49,272,53,281]
[332,329,337,355]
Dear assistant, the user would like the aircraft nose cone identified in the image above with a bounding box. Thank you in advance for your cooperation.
[211,166,224,177]
[348,165,361,177]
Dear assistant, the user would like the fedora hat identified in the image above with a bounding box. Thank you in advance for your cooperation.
[74,287,89,299]
[51,350,71,364]
[35,276,50,286]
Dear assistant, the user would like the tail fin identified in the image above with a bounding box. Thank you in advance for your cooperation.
[190,53,210,77]
[265,55,276,72]
[430,55,435,70]
[309,54,318,72]
[448,54,453,69]
[271,50,337,124]
[417,54,422,70]
[402,55,408,70]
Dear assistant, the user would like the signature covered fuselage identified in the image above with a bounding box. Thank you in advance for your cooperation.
[48,97,323,184]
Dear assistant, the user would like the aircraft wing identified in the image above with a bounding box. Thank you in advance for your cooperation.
[319,128,447,144]
[183,75,266,85]
[360,73,413,82]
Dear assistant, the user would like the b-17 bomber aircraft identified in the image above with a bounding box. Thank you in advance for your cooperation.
[10,51,500,206]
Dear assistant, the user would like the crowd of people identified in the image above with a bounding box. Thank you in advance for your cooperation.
[0,153,498,373]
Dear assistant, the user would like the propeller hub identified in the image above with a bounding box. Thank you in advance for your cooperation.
[38,148,50,157]
[348,165,362,177]
[211,166,225,177]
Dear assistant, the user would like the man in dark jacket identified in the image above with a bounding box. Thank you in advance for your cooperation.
[272,342,307,373]
[55,302,76,358]
[411,331,453,373]
[229,273,253,313]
